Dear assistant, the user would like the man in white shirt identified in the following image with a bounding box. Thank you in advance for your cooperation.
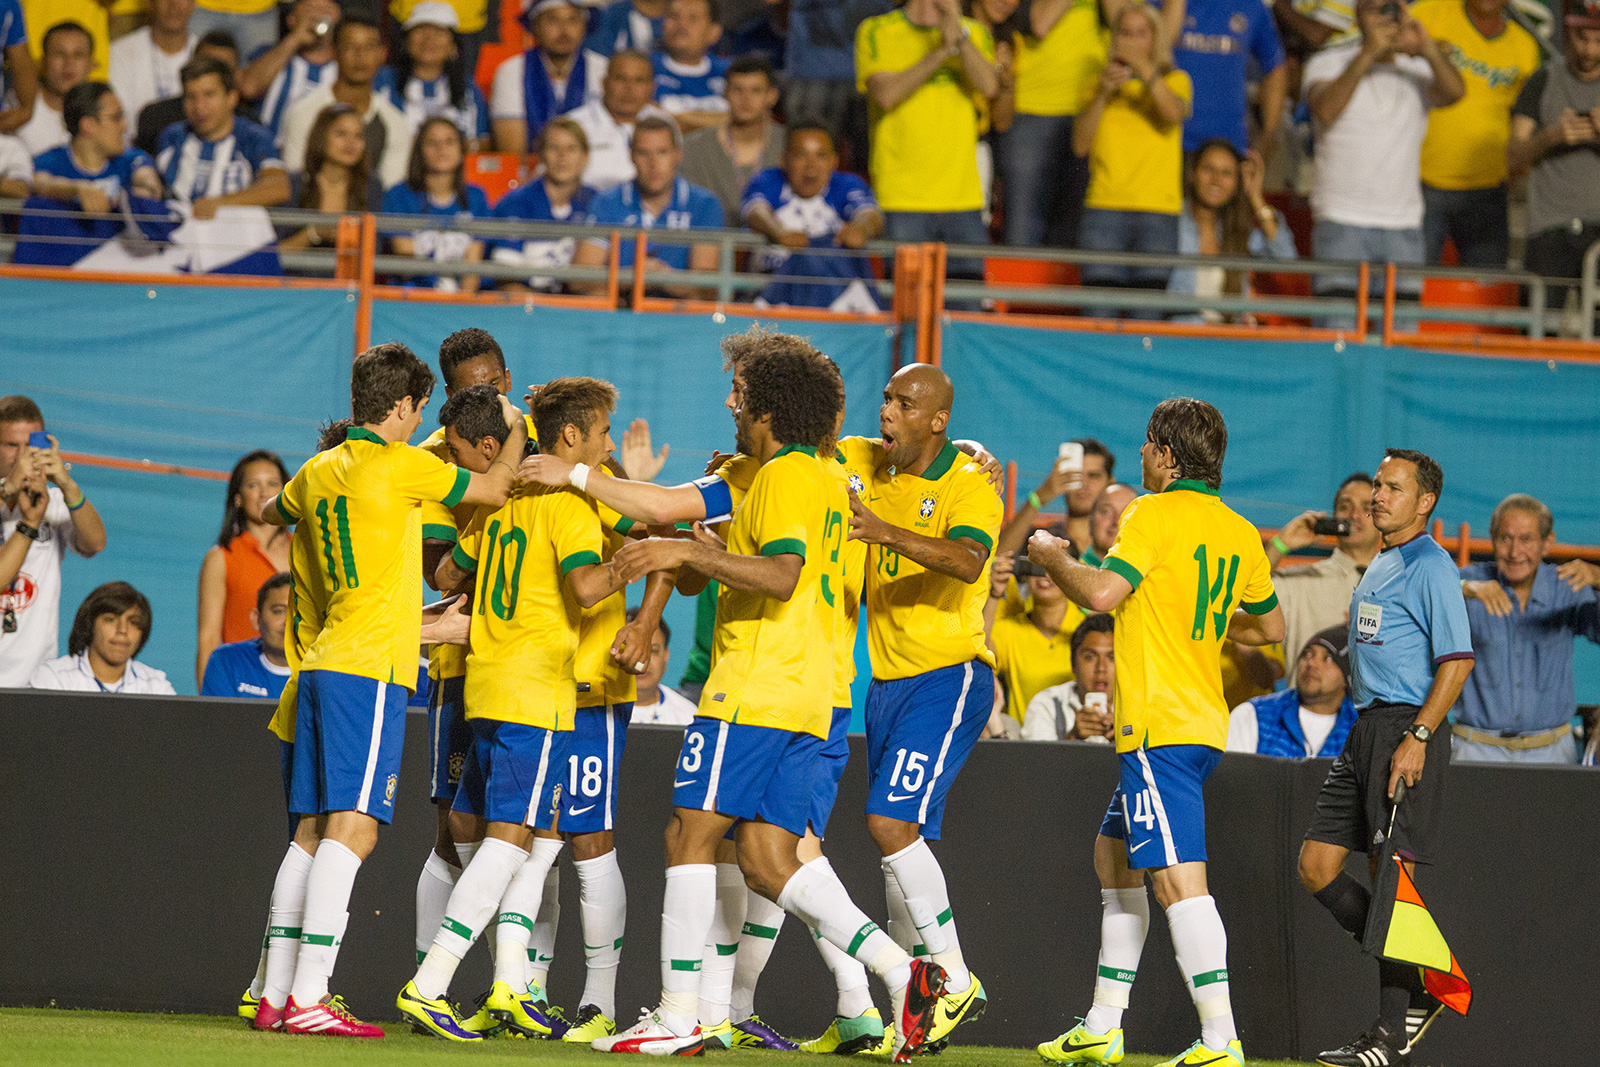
[1263,472,1383,667]
[17,21,93,156]
[490,0,608,154]
[29,580,175,694]
[0,132,30,195]
[280,15,412,189]
[109,0,198,143]
[570,48,667,191]
[1020,614,1117,742]
[1303,0,1463,304]
[0,395,108,689]
[1226,626,1357,758]
[629,611,696,725]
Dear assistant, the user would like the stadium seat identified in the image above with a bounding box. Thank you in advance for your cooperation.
[984,256,1078,315]
[467,153,528,206]
[1250,270,1314,327]
[1418,277,1520,336]
[474,4,531,100]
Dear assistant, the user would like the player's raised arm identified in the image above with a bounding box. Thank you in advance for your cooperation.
[847,486,990,584]
[1028,528,1133,613]
[612,535,803,601]
[456,395,529,506]
[517,452,720,526]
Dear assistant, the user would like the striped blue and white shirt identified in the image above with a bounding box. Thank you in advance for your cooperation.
[156,116,284,200]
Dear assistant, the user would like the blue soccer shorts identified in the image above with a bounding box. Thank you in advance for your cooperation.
[452,718,568,830]
[427,675,472,803]
[1098,744,1224,867]
[289,670,409,824]
[809,705,853,838]
[864,660,994,840]
[672,716,823,838]
[558,702,633,834]
[279,739,296,839]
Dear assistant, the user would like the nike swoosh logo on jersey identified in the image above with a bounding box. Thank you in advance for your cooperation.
[567,804,596,816]
[673,779,697,788]
[885,791,916,802]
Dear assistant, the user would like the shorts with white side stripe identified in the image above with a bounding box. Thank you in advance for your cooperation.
[289,669,409,824]
[1098,744,1222,867]
[451,718,567,831]
[558,702,633,833]
[670,715,822,837]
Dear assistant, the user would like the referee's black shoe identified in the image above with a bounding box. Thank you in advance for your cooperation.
[1403,985,1445,1053]
[1315,1019,1410,1067]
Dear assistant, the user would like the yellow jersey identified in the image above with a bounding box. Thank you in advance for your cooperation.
[195,0,277,13]
[1220,639,1287,710]
[453,483,604,730]
[576,502,640,708]
[390,0,488,35]
[1085,69,1192,215]
[1101,480,1277,753]
[419,416,537,682]
[832,436,883,707]
[1413,0,1539,190]
[862,440,1002,680]
[275,427,469,688]
[1013,0,1107,117]
[856,11,995,213]
[701,446,847,739]
[990,605,1085,723]
[267,518,330,743]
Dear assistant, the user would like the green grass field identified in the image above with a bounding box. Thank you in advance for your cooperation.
[0,1009,1313,1067]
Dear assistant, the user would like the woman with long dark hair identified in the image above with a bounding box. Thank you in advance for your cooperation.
[196,450,290,688]
[379,4,489,149]
[381,115,491,292]
[277,103,385,254]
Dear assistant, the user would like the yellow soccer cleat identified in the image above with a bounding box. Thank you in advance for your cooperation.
[928,974,987,1044]
[801,1009,887,1056]
[1154,1039,1244,1067]
[562,1004,617,1043]
[396,981,484,1041]
[1037,1022,1125,1064]
[701,1018,734,1050]
[484,979,557,1037]
[237,988,259,1023]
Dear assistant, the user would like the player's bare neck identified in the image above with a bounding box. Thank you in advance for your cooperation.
[900,434,948,478]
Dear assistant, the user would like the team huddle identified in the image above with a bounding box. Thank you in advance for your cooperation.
[228,322,1323,1067]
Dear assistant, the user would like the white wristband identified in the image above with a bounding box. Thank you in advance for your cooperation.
[568,462,591,492]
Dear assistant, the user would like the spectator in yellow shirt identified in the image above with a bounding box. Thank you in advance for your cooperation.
[189,0,279,64]
[1411,0,1539,267]
[983,528,1087,735]
[1072,2,1192,318]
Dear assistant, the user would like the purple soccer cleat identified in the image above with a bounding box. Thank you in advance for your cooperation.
[732,1015,800,1050]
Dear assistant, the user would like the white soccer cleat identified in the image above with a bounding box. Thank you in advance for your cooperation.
[590,1009,705,1055]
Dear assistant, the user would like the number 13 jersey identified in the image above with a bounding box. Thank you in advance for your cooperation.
[1101,480,1277,753]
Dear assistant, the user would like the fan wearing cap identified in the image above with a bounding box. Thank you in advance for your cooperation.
[1225,625,1358,758]
[380,2,490,148]
[491,0,609,154]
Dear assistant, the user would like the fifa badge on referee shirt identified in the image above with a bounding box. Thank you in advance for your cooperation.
[1356,601,1382,642]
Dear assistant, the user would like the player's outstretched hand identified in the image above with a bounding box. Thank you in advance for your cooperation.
[1460,578,1513,617]
[1027,528,1071,571]
[704,449,735,476]
[611,613,657,675]
[421,595,471,646]
[621,418,670,482]
[687,520,724,550]
[523,381,546,410]
[847,487,892,544]
[497,393,523,429]
[612,536,693,585]
[516,452,574,487]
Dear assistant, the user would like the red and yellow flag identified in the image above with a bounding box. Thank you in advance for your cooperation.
[1370,854,1472,1015]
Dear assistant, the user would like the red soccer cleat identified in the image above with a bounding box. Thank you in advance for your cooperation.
[892,959,947,1063]
[251,998,286,1032]
[283,994,386,1038]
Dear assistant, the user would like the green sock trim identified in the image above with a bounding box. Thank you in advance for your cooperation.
[267,925,301,940]
[912,944,928,956]
[301,933,336,947]
[935,908,953,925]
[846,921,880,956]
[669,959,702,972]
[416,950,426,966]
[1097,965,1137,984]
[496,912,535,932]
[741,922,780,939]
[715,942,739,955]
[441,917,473,940]
[1192,969,1229,987]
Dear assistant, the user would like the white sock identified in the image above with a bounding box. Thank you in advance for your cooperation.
[289,839,362,1007]
[730,887,786,1023]
[699,863,746,1027]
[882,860,915,953]
[416,850,460,966]
[1084,888,1150,1034]
[806,861,874,1019]
[452,841,491,966]
[778,857,911,995]
[1166,895,1236,1048]
[260,842,313,1009]
[528,864,560,990]
[883,838,970,993]
[576,849,626,1018]
[414,837,530,1000]
[492,847,559,990]
[659,863,717,1036]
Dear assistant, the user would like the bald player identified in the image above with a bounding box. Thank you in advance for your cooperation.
[847,363,1003,1046]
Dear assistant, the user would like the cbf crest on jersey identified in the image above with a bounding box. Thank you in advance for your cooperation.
[849,473,865,494]
[920,496,937,519]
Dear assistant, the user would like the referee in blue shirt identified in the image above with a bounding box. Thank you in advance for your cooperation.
[1296,449,1474,1067]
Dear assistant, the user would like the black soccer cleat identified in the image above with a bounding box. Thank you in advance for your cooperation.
[1403,982,1445,1053]
[1316,1020,1410,1067]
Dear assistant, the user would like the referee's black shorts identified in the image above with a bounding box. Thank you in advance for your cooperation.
[1303,702,1451,865]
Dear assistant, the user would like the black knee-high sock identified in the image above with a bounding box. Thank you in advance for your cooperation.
[1378,959,1424,1037]
[1312,872,1371,939]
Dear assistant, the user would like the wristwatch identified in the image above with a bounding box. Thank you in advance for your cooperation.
[1407,722,1433,743]
[14,522,41,541]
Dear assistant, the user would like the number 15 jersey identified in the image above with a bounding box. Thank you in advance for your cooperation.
[1101,480,1277,753]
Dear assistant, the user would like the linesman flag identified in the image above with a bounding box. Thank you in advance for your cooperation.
[1361,781,1472,1015]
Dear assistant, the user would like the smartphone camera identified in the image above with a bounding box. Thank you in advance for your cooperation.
[1312,517,1352,537]
[27,430,51,449]
[313,18,332,36]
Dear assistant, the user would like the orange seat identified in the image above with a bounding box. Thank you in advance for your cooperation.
[984,257,1079,314]
[1419,277,1519,335]
[466,153,528,206]
[1250,270,1313,327]
[475,41,523,103]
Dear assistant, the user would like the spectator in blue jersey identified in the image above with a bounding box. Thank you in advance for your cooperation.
[680,53,783,220]
[573,114,724,297]
[381,3,490,150]
[1164,0,1288,158]
[201,571,292,700]
[16,82,163,267]
[588,0,669,55]
[1227,625,1358,758]
[741,123,884,311]
[720,0,787,70]
[381,115,492,292]
[280,17,412,189]
[490,0,608,155]
[0,0,36,137]
[653,0,729,132]
[276,103,382,258]
[491,115,596,292]
[134,29,239,157]
[235,0,340,140]
[157,55,290,219]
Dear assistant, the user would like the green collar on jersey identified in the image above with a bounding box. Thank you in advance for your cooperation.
[346,427,387,445]
[1164,478,1219,496]
[772,444,818,459]
[912,440,961,481]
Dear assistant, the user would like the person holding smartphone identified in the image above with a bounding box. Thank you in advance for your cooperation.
[0,394,108,689]
[1267,472,1385,668]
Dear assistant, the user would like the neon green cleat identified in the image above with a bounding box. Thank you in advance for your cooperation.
[701,1019,734,1050]
[562,1004,617,1043]
[928,975,986,1044]
[396,980,485,1041]
[1153,1039,1244,1067]
[485,979,557,1037]
[874,1023,895,1057]
[1037,1022,1124,1064]
[459,991,504,1037]
[238,988,259,1022]
[801,1009,887,1056]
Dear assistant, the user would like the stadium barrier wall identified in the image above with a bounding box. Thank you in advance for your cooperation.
[2,692,1594,1065]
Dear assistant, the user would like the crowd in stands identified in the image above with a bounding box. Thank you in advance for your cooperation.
[1,0,1597,313]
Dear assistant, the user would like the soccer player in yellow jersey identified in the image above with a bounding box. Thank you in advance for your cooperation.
[397,379,627,1041]
[1027,399,1284,1067]
[254,344,526,1038]
[843,363,1001,1045]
